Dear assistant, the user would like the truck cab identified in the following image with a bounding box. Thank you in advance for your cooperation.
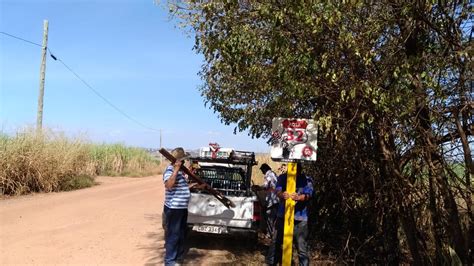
[187,147,261,238]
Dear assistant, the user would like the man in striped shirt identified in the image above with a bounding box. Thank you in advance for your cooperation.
[163,147,191,266]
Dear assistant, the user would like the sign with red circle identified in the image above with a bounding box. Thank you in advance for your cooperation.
[302,146,313,157]
[270,117,318,161]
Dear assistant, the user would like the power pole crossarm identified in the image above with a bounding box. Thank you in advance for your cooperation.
[37,20,48,131]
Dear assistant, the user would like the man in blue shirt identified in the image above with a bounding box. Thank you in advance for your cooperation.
[163,147,191,266]
[270,163,313,266]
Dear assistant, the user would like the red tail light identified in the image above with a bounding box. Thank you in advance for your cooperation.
[253,201,261,221]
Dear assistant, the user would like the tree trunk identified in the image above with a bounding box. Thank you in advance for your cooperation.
[418,105,468,263]
[428,171,445,263]
[399,206,430,265]
[375,124,401,265]
[454,109,473,266]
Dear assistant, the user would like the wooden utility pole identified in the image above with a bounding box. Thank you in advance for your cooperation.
[37,20,49,131]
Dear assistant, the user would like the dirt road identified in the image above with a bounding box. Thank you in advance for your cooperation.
[0,176,265,265]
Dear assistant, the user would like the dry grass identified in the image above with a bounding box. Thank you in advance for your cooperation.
[157,161,169,175]
[0,129,92,195]
[0,128,159,195]
[88,143,160,177]
[252,154,286,185]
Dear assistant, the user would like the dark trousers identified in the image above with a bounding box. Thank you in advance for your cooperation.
[270,217,309,266]
[164,206,188,266]
[265,204,278,237]
[265,205,278,265]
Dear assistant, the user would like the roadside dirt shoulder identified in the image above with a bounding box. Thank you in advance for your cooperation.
[0,176,266,265]
[1,176,165,265]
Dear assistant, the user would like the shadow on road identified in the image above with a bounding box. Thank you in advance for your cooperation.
[141,213,166,265]
[141,212,267,265]
[182,231,267,265]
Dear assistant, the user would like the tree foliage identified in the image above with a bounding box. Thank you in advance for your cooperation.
[169,1,473,264]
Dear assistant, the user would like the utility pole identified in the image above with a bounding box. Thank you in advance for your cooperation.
[37,20,49,131]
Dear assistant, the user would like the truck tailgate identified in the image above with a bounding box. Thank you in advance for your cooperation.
[187,193,257,229]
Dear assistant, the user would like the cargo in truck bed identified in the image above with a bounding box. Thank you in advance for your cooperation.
[187,148,261,238]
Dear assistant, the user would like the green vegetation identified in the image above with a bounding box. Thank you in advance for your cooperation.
[169,1,472,264]
[58,175,96,191]
[0,129,160,196]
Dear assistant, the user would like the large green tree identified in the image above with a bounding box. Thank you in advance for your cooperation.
[169,1,473,264]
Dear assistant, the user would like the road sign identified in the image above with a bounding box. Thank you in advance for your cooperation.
[270,118,318,161]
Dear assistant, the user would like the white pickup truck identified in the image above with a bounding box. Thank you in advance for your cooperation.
[187,148,261,239]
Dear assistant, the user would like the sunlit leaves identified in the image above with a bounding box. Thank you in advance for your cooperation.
[167,1,473,262]
[168,1,471,149]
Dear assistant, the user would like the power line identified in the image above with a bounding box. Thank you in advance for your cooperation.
[1,31,159,132]
[0,31,42,47]
[56,58,159,132]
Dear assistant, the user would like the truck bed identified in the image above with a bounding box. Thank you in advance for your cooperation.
[186,151,261,236]
[187,193,258,230]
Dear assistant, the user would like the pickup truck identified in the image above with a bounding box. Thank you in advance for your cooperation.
[187,149,261,239]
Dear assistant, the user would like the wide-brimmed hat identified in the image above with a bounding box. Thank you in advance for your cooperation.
[171,147,190,161]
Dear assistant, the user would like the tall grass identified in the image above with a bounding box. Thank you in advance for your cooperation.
[0,129,160,196]
[0,129,92,195]
[89,143,160,177]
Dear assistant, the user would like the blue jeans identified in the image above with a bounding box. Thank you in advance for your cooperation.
[270,218,309,266]
[164,206,188,266]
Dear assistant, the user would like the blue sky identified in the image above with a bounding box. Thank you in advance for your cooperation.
[0,0,270,152]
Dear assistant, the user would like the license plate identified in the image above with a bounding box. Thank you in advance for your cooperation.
[192,224,227,234]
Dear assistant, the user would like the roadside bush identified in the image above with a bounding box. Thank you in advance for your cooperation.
[88,143,160,176]
[59,175,96,191]
[0,128,160,195]
[0,129,93,195]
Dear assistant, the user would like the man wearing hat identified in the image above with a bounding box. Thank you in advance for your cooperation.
[163,147,191,266]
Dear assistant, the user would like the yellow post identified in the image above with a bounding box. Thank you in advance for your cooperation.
[282,162,297,266]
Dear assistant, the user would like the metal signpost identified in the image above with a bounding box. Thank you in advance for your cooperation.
[270,117,317,266]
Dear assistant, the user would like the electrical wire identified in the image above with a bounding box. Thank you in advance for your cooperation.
[1,31,159,132]
[0,31,42,47]
[56,58,159,132]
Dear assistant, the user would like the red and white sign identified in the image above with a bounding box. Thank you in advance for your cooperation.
[270,118,318,161]
[209,143,220,159]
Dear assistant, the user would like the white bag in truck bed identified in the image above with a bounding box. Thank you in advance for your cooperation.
[187,193,257,229]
